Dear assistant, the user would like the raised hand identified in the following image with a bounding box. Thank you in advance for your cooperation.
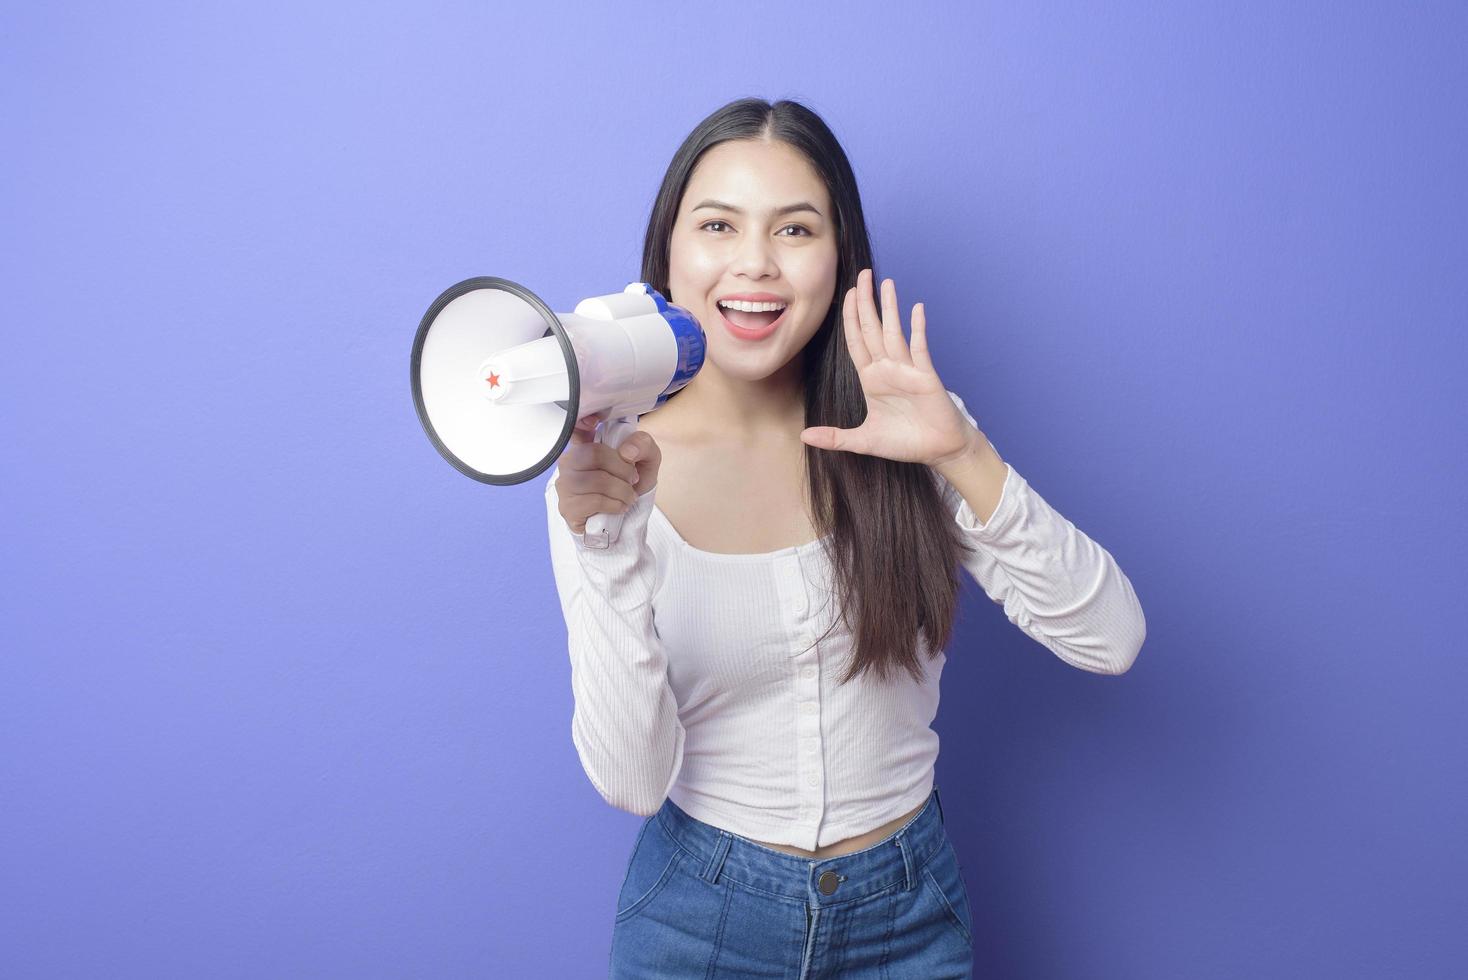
[800,268,980,467]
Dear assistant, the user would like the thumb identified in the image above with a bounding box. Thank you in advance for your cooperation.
[801,425,872,455]
[800,426,844,451]
[621,435,658,490]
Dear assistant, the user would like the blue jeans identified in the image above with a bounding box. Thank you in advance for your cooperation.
[608,784,974,978]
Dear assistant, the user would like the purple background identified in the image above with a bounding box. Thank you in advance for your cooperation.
[4,2,1465,977]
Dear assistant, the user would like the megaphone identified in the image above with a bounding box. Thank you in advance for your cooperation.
[410,276,705,549]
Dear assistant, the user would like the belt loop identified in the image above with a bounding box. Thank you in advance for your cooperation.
[701,830,733,884]
[933,783,946,826]
[894,829,916,891]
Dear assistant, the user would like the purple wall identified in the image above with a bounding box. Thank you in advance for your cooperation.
[3,2,1464,976]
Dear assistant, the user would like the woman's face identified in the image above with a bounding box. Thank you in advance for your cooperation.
[667,138,839,382]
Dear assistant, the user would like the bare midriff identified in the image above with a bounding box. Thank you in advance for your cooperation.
[742,799,928,859]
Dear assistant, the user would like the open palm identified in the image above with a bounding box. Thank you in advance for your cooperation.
[800,268,976,467]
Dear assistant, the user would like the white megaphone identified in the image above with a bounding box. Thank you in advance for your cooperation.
[410,276,706,549]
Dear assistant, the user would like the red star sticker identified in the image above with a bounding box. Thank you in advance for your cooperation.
[485,371,501,388]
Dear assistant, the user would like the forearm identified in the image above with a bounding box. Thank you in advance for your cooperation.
[545,477,687,814]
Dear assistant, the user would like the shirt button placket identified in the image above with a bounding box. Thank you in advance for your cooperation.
[785,553,822,838]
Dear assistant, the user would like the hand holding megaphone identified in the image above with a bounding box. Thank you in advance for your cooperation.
[553,411,662,537]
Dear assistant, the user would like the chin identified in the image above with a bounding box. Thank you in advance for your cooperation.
[708,346,803,381]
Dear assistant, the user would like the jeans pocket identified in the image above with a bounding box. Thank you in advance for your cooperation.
[614,816,685,924]
[919,839,974,945]
[615,817,655,909]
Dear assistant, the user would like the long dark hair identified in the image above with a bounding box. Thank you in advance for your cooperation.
[640,97,976,687]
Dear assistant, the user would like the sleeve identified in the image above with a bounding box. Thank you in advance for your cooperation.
[930,390,1147,675]
[544,466,687,816]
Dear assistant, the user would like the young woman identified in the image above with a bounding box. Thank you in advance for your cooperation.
[545,97,1146,978]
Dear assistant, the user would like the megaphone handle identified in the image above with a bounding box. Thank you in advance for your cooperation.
[583,415,640,550]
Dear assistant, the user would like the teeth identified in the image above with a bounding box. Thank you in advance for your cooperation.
[718,299,787,313]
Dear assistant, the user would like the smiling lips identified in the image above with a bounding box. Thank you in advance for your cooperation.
[718,303,789,340]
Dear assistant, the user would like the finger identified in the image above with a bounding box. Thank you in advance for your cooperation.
[569,495,632,534]
[581,492,633,520]
[620,431,656,464]
[598,442,641,485]
[909,302,935,374]
[568,469,637,508]
[594,470,639,507]
[856,268,887,361]
[880,277,910,364]
[563,434,639,486]
[800,425,837,450]
[619,433,653,486]
[568,411,604,445]
[559,465,636,515]
[801,424,868,455]
[842,285,871,370]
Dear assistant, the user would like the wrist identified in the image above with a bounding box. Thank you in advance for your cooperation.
[931,430,999,479]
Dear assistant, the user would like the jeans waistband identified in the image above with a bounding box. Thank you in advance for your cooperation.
[654,783,949,908]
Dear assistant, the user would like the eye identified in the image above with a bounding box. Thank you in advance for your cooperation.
[699,220,812,237]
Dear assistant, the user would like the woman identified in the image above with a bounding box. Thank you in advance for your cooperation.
[545,97,1146,978]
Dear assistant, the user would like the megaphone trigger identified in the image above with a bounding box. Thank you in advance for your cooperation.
[578,414,641,549]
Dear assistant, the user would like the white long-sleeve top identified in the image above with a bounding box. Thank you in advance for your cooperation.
[544,390,1146,850]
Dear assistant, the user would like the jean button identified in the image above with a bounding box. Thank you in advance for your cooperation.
[817,870,842,895]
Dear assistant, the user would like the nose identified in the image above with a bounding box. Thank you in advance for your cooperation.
[728,229,779,280]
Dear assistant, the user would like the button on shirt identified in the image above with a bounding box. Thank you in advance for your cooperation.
[544,390,1147,851]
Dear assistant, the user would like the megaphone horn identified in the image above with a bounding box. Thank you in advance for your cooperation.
[410,276,705,548]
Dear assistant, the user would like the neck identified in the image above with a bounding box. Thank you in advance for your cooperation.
[664,354,806,442]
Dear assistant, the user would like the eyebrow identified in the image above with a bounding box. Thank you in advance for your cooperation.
[691,199,823,218]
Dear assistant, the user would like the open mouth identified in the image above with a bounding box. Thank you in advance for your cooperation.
[720,306,784,329]
[717,302,789,339]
